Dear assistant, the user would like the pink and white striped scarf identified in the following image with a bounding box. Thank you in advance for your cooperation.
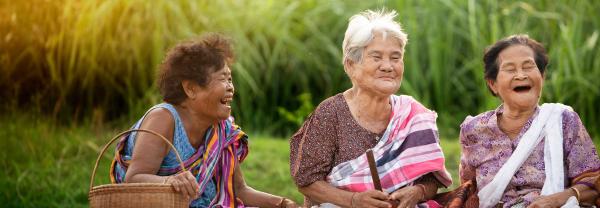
[326,95,452,196]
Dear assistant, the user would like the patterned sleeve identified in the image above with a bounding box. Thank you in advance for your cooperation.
[562,110,600,183]
[289,100,338,187]
[459,118,477,184]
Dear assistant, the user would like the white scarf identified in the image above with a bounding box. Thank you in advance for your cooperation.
[477,103,579,208]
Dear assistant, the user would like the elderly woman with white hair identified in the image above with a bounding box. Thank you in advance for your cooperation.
[289,10,452,208]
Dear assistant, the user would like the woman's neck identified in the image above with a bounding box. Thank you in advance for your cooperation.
[499,104,536,139]
[174,102,213,147]
[343,87,391,133]
[502,104,536,121]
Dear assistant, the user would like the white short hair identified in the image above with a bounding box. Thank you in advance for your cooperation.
[342,9,408,64]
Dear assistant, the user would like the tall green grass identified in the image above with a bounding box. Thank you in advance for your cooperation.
[1,0,599,137]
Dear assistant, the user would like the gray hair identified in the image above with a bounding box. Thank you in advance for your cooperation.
[342,9,408,65]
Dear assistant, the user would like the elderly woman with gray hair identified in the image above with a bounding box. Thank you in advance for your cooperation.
[289,10,452,208]
[458,35,600,208]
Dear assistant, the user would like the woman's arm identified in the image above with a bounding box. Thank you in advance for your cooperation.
[388,173,440,207]
[563,110,600,205]
[233,165,298,207]
[527,184,597,208]
[125,108,173,184]
[575,184,599,205]
[300,181,391,208]
[529,110,600,207]
[124,108,199,199]
[416,173,442,200]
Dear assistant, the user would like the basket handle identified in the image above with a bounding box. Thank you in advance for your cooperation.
[89,129,187,192]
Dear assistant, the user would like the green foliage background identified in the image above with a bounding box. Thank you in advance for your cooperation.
[2,0,599,136]
[1,0,599,206]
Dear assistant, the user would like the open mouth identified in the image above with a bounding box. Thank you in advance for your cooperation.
[513,85,532,93]
[220,97,232,107]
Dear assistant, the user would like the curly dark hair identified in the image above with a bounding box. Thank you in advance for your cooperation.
[157,33,234,104]
[483,34,548,96]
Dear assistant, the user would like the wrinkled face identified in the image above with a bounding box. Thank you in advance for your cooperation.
[346,32,404,96]
[188,65,235,122]
[488,45,544,110]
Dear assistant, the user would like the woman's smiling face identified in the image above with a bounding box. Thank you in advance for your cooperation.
[347,32,404,96]
[488,44,544,110]
[186,65,235,123]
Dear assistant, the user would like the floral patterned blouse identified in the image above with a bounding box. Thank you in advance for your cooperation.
[459,104,600,207]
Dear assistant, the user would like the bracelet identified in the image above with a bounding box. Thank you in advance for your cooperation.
[414,184,427,201]
[569,187,581,201]
[350,192,357,208]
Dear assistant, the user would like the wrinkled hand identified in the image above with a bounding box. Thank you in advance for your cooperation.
[352,190,392,208]
[389,186,423,208]
[527,191,572,208]
[165,171,199,200]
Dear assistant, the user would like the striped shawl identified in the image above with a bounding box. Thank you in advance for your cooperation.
[326,95,452,193]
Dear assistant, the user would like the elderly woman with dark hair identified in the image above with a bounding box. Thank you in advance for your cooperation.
[110,34,298,208]
[459,34,600,208]
[290,10,452,208]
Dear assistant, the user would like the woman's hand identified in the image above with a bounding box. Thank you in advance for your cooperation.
[389,186,423,208]
[352,190,392,208]
[527,191,573,208]
[165,171,200,200]
[280,198,300,208]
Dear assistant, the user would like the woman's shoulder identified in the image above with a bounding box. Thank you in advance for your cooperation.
[556,104,588,138]
[290,94,343,139]
[558,104,579,123]
[458,109,497,146]
[144,105,176,125]
[541,103,581,128]
[147,105,174,116]
[460,109,496,130]
[311,93,345,117]
[396,95,435,113]
[132,104,177,141]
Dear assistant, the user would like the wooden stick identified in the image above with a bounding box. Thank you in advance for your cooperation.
[366,149,382,191]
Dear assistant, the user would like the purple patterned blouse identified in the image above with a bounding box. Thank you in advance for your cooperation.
[459,104,600,207]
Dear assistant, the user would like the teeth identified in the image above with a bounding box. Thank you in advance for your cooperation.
[221,98,232,105]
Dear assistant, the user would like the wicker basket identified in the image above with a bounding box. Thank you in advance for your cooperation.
[88,129,188,208]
